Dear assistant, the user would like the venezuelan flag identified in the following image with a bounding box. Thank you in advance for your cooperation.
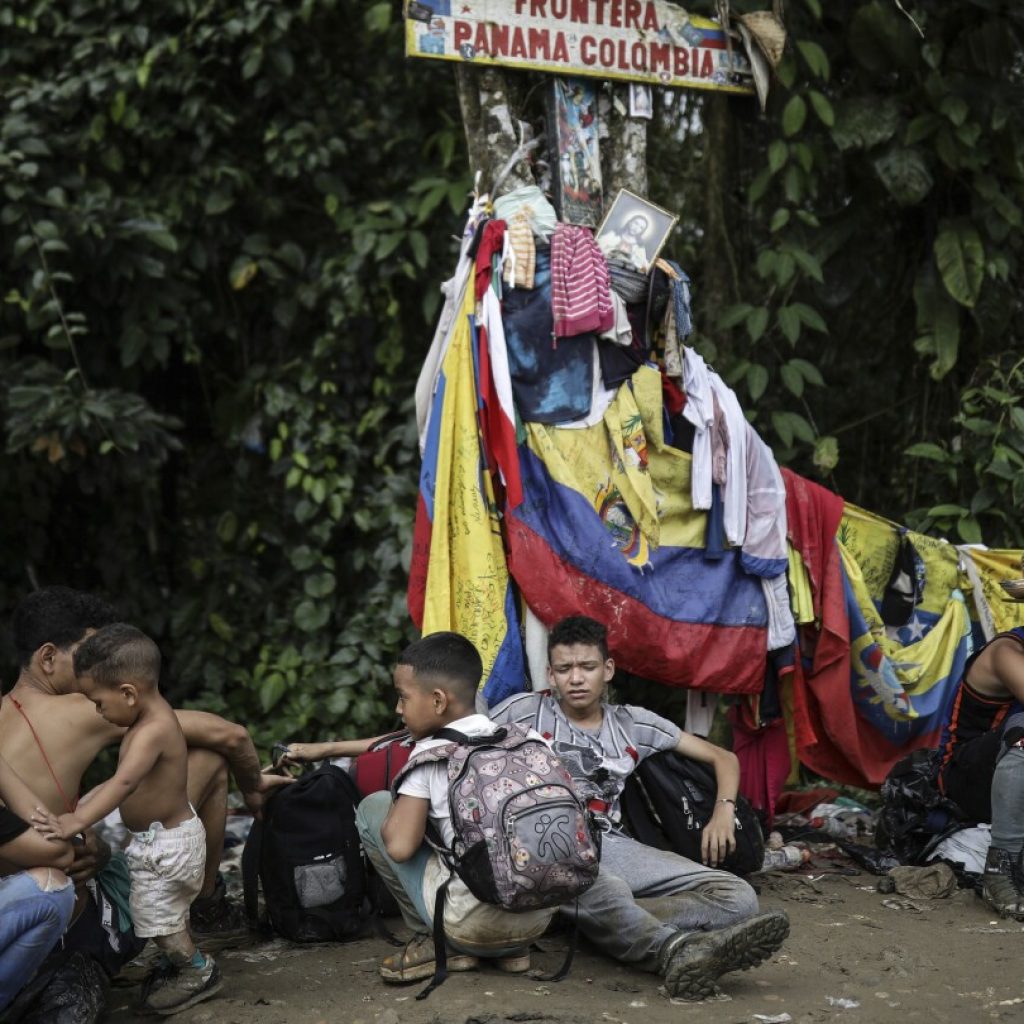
[408,279,526,705]
[505,365,769,692]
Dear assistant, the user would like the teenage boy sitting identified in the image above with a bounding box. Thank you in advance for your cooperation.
[353,632,554,983]
[489,615,789,1001]
[33,624,222,1016]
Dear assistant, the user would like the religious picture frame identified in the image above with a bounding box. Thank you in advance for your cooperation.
[595,188,678,272]
[547,77,603,227]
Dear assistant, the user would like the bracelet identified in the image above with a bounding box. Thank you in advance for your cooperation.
[717,798,736,806]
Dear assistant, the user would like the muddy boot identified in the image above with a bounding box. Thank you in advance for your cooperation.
[981,847,1024,920]
[658,910,790,1001]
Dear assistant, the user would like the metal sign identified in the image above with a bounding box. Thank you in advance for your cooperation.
[405,0,754,95]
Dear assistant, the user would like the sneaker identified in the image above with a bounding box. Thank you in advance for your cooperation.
[659,910,790,1001]
[141,955,223,1016]
[981,847,1024,920]
[379,934,479,984]
[189,877,250,949]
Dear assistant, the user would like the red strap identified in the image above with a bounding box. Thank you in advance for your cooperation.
[9,696,77,813]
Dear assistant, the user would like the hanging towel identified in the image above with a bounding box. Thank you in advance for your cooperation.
[550,224,615,338]
[504,212,536,289]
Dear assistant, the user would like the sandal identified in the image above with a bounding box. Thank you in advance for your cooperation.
[379,934,479,983]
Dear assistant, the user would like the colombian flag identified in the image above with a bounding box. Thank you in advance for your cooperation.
[408,277,526,705]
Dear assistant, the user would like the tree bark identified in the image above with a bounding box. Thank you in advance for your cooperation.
[603,83,648,201]
[454,65,535,198]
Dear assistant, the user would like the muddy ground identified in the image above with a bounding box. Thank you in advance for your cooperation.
[106,866,1024,1024]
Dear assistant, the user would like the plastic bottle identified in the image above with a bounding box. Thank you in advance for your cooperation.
[761,845,807,871]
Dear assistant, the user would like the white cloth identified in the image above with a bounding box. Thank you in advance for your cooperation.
[709,373,749,546]
[523,605,550,691]
[681,348,715,511]
[684,690,717,738]
[125,813,206,938]
[415,197,489,450]
[928,824,991,875]
[598,291,633,347]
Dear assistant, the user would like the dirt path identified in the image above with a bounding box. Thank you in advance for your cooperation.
[108,870,1024,1023]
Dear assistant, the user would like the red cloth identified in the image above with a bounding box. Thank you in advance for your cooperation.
[729,705,791,827]
[782,469,866,786]
[661,374,686,416]
[475,220,506,300]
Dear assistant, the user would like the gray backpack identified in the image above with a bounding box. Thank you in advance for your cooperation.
[392,724,600,996]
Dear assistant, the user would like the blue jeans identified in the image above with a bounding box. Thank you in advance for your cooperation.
[0,870,75,1011]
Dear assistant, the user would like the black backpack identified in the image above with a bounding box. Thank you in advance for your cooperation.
[242,764,368,942]
[620,750,765,876]
[876,748,967,864]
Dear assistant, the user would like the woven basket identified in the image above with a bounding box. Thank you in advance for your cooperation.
[607,259,650,305]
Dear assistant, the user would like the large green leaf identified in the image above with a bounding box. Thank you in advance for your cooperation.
[934,221,985,308]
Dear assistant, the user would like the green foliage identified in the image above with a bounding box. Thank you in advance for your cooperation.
[904,355,1024,547]
[694,0,1023,545]
[0,0,470,750]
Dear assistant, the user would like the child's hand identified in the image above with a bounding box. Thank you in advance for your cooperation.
[31,807,80,842]
[275,742,321,768]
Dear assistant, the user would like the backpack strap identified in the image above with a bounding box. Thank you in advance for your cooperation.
[432,726,509,745]
[416,873,454,1000]
[241,818,264,931]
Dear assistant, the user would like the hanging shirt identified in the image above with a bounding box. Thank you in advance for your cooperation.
[550,224,614,338]
[502,247,594,424]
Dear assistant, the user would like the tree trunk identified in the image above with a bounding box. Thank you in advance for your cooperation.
[454,66,535,198]
[603,83,648,201]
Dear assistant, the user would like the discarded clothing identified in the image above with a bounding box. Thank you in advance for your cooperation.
[492,185,558,242]
[886,862,957,899]
[550,224,614,338]
[475,218,506,300]
[502,247,594,424]
[503,212,535,290]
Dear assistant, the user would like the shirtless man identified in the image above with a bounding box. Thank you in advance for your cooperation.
[0,586,288,1013]
[936,626,1024,917]
[35,624,224,1015]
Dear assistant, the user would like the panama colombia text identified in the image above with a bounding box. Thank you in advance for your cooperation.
[453,0,719,78]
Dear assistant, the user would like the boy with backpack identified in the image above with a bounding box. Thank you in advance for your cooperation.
[353,631,597,991]
[489,615,790,1000]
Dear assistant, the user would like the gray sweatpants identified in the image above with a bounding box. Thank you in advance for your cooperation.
[562,831,760,971]
[991,714,1024,855]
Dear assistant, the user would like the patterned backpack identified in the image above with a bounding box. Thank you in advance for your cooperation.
[392,723,601,996]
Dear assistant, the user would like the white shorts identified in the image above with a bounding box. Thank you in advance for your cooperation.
[126,813,206,938]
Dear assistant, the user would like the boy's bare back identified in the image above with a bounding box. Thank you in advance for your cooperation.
[115,695,192,834]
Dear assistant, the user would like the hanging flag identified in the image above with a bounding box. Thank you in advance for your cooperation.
[408,280,526,705]
[505,365,769,692]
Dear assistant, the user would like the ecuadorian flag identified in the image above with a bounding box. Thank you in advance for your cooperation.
[505,364,769,692]
[408,279,526,705]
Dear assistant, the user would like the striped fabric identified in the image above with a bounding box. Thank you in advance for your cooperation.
[550,224,614,338]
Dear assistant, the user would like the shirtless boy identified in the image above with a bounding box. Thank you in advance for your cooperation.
[33,624,221,1016]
